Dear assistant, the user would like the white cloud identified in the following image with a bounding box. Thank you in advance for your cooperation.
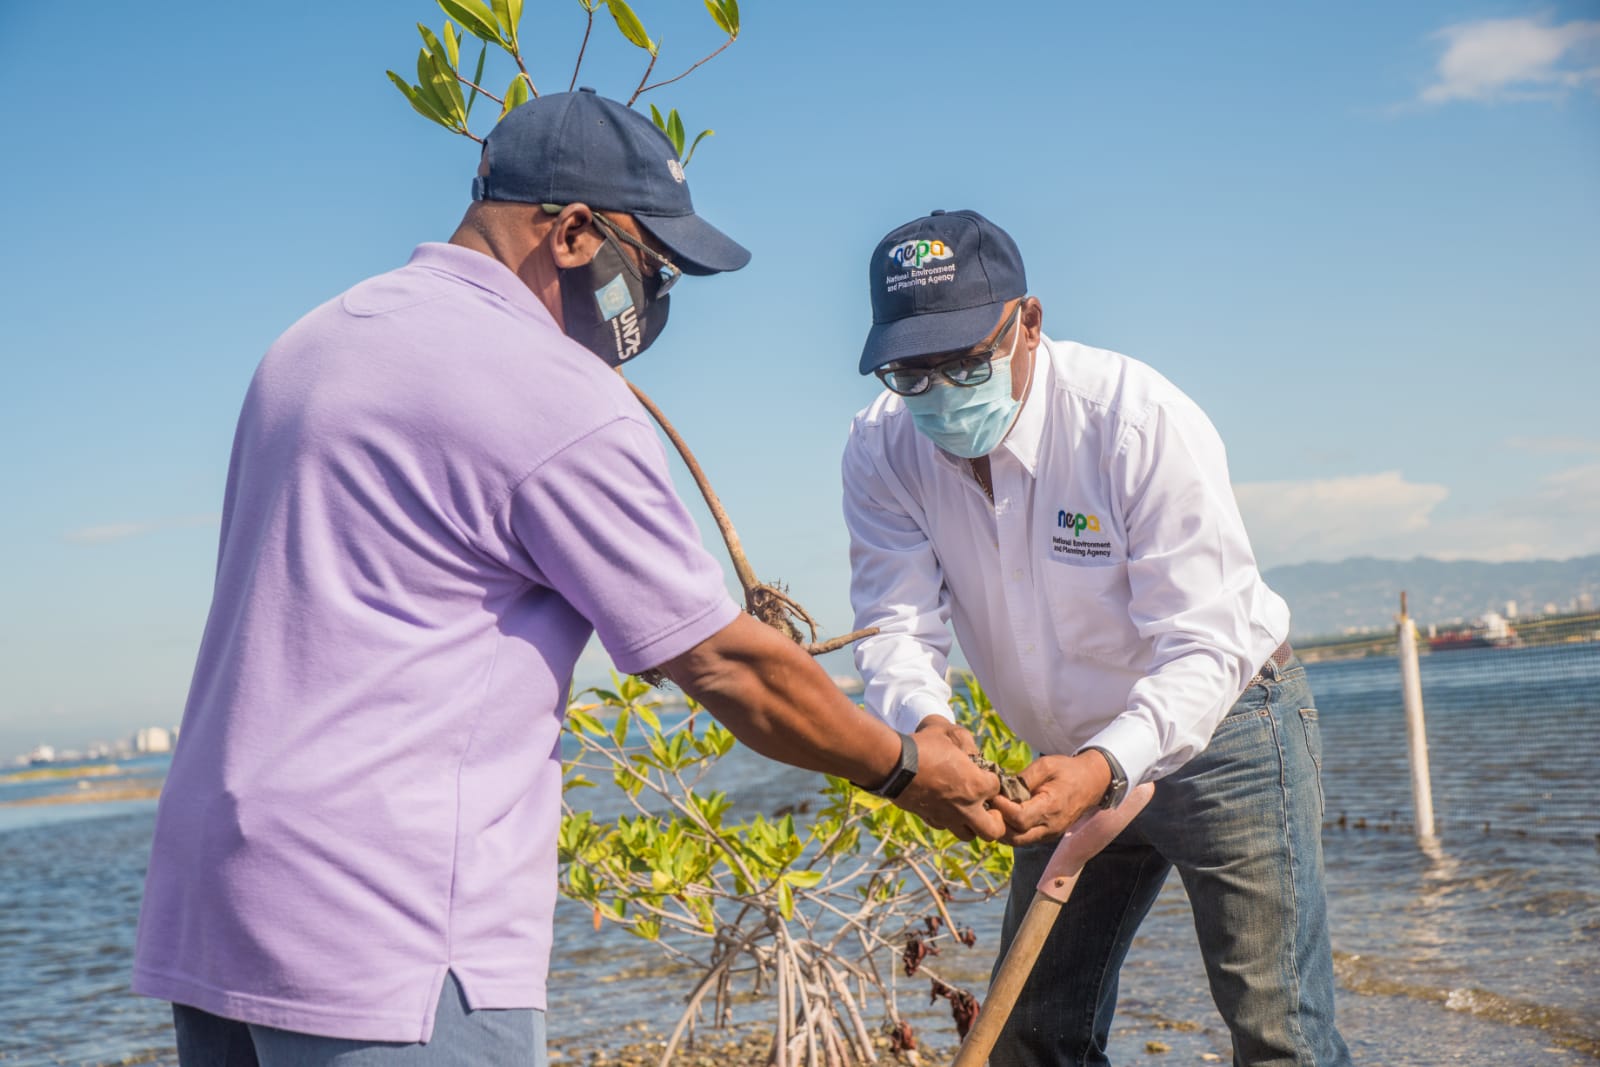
[1235,471,1449,566]
[64,514,218,544]
[1236,465,1600,566]
[1421,16,1600,103]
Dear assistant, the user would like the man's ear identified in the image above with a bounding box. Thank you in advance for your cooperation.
[1021,296,1043,342]
[549,203,603,269]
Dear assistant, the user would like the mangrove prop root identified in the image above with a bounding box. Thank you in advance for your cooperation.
[625,379,880,669]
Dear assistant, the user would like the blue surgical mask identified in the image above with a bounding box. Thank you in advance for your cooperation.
[902,333,1024,459]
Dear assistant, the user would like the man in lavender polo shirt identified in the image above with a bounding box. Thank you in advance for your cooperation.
[134,90,1004,1065]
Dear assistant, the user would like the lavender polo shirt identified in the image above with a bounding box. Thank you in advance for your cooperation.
[132,243,740,1041]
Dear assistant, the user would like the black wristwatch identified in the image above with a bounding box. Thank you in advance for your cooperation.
[1083,746,1128,809]
[865,731,919,799]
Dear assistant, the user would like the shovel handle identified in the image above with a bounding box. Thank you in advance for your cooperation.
[950,783,1155,1067]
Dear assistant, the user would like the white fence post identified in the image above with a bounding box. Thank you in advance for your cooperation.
[1396,592,1437,843]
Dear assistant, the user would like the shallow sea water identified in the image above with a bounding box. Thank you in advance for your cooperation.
[2,646,1595,1065]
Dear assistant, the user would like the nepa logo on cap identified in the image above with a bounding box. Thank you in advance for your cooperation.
[888,239,953,270]
[667,159,686,183]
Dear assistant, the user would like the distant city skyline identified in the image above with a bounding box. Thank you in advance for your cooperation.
[2,2,1595,757]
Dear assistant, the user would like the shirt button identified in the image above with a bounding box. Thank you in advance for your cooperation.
[1012,569,1023,581]
[1024,643,1036,654]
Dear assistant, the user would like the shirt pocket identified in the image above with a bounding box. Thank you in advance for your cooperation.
[1041,561,1143,664]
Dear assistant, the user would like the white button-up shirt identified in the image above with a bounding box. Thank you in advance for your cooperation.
[841,335,1289,789]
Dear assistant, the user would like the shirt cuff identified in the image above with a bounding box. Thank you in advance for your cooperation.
[1076,715,1161,791]
[893,691,955,735]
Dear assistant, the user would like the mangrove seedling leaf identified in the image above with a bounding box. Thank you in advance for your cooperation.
[777,877,795,920]
[667,108,686,156]
[441,21,460,68]
[783,869,824,890]
[491,0,520,52]
[606,0,655,54]
[500,73,532,119]
[437,0,502,44]
[704,0,732,37]
[387,71,450,127]
[682,128,714,166]
[466,40,488,117]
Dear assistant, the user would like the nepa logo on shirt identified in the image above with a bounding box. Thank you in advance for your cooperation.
[1058,510,1100,535]
[1051,508,1115,562]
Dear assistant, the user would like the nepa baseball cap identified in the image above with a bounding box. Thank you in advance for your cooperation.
[858,209,1027,374]
[472,88,750,276]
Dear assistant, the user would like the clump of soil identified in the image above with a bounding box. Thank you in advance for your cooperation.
[971,756,1031,802]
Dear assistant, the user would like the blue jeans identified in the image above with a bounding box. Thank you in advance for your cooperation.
[171,972,547,1066]
[991,657,1352,1066]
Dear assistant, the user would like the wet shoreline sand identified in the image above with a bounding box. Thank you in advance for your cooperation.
[0,782,163,807]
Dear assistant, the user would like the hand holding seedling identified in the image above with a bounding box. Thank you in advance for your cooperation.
[990,750,1117,846]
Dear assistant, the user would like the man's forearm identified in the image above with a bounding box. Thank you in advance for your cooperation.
[661,613,903,789]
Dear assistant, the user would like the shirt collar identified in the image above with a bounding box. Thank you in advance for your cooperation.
[405,242,557,327]
[998,334,1053,476]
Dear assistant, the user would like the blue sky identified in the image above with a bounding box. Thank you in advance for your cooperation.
[1,1,1596,756]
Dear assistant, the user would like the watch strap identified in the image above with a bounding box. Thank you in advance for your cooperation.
[1084,745,1128,809]
[867,731,919,799]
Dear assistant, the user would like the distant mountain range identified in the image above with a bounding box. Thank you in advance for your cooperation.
[1264,555,1600,639]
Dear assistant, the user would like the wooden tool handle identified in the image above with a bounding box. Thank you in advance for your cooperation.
[950,782,1155,1067]
[951,895,1062,1067]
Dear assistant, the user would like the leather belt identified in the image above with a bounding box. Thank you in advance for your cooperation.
[1245,640,1294,689]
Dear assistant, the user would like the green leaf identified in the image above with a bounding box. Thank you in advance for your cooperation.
[666,109,686,156]
[491,0,514,48]
[415,48,463,127]
[565,706,607,738]
[500,73,532,119]
[611,707,631,747]
[682,128,714,166]
[442,21,460,68]
[605,0,655,54]
[388,71,450,127]
[649,103,667,132]
[508,0,525,50]
[437,0,502,44]
[723,0,740,37]
[424,43,468,124]
[417,22,445,57]
[777,878,794,920]
[465,40,488,117]
[783,869,824,889]
[703,0,732,36]
[632,703,661,733]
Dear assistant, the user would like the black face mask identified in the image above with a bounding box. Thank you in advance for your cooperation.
[557,236,670,368]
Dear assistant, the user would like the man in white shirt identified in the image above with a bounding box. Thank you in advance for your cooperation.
[841,209,1351,1066]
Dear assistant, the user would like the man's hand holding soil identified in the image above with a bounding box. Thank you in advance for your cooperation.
[989,751,1114,846]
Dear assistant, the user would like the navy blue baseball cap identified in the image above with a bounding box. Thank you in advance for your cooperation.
[472,88,750,276]
[858,209,1027,374]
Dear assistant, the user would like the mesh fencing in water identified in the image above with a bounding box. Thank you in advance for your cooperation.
[1301,612,1600,846]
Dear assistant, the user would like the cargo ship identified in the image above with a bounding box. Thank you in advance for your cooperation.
[1428,611,1518,652]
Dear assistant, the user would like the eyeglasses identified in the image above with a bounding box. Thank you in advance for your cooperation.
[590,211,682,295]
[874,303,1022,396]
